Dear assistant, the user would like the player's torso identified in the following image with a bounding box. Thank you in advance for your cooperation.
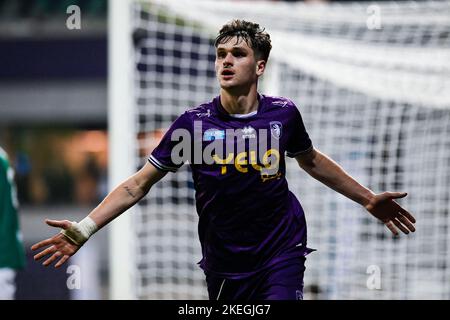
[186,96,309,275]
[185,95,301,234]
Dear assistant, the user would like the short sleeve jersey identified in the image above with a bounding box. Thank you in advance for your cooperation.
[149,94,315,279]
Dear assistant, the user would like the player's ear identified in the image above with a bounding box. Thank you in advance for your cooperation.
[256,59,266,76]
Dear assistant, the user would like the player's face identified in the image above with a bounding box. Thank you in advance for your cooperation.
[215,37,265,91]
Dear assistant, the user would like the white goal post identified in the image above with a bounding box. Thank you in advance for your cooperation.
[108,0,135,300]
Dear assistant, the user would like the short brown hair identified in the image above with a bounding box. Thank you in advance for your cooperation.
[214,19,272,62]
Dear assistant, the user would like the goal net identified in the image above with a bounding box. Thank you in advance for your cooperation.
[109,0,450,299]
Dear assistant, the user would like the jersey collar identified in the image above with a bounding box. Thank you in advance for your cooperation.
[214,93,265,120]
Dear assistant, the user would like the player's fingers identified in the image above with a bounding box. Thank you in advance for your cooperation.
[43,251,62,267]
[31,238,53,251]
[384,221,399,236]
[392,218,409,235]
[398,207,416,224]
[55,255,71,268]
[397,214,416,232]
[46,219,72,230]
[388,192,408,199]
[33,245,56,261]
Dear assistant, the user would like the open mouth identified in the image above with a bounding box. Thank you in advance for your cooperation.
[221,70,235,77]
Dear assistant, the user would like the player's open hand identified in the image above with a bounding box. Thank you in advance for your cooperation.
[31,219,81,268]
[364,192,416,235]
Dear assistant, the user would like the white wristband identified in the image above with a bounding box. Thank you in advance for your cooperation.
[60,217,98,246]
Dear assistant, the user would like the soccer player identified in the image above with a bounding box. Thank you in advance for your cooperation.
[31,20,416,300]
[0,147,26,299]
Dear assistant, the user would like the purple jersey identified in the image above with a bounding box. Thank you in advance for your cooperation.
[149,94,315,279]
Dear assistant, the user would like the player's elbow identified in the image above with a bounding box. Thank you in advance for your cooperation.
[135,161,167,194]
[295,147,319,171]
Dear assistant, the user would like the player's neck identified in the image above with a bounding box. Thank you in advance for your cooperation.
[220,87,259,115]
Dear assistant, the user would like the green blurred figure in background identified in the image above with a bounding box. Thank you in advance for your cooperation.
[0,147,25,300]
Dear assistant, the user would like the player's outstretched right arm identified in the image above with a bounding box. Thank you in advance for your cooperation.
[31,162,167,268]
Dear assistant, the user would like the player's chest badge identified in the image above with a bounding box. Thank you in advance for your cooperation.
[203,128,225,141]
[241,126,257,139]
[270,121,282,139]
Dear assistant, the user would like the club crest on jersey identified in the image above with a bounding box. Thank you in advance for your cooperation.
[241,126,256,139]
[270,121,282,139]
[203,128,225,141]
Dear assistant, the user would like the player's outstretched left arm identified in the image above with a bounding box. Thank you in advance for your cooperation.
[295,147,416,235]
[31,161,167,267]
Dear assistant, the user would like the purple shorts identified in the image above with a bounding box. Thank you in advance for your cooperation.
[205,256,306,300]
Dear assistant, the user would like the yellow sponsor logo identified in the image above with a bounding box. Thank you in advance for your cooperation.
[212,149,281,180]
